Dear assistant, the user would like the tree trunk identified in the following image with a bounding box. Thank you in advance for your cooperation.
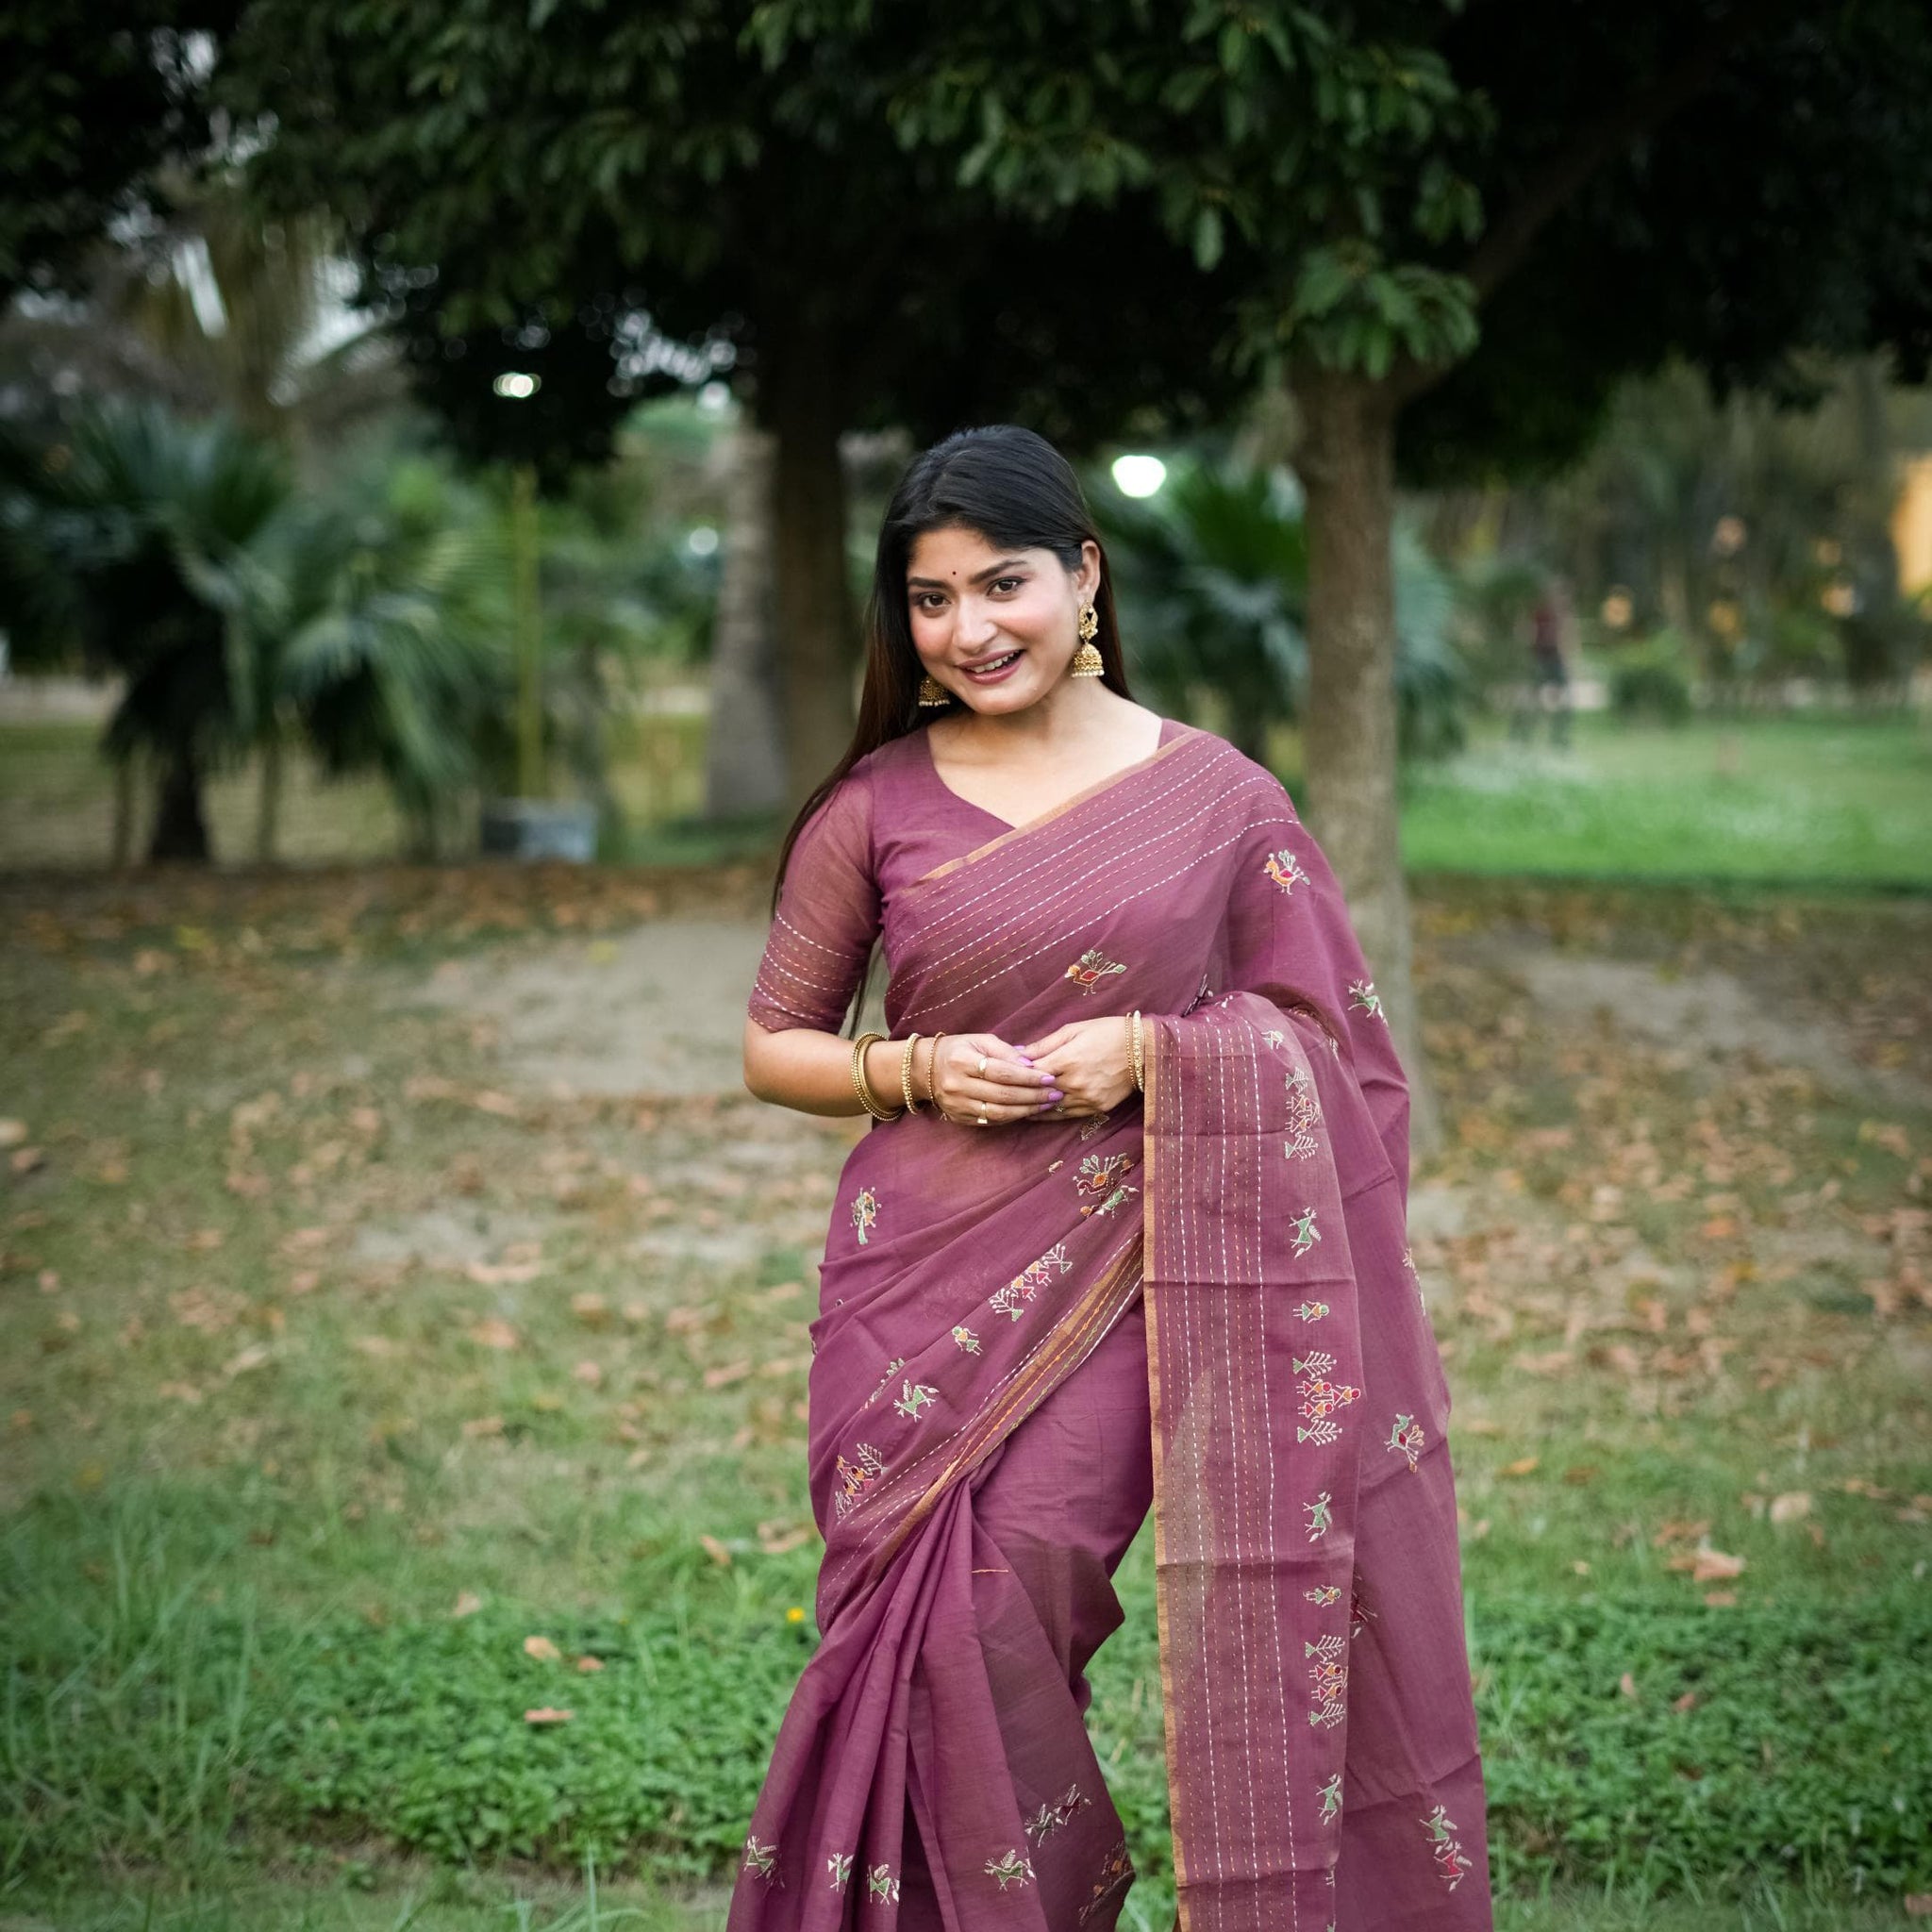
[257,728,282,863]
[758,316,858,810]
[149,750,211,863]
[111,754,137,868]
[703,421,788,820]
[1291,368,1443,1161]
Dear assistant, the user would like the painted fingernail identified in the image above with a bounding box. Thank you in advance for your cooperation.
[1046,1088,1064,1102]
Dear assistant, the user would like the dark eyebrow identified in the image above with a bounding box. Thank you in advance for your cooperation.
[905,557,1030,590]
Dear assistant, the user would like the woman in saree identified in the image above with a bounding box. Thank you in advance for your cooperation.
[733,425,1491,1932]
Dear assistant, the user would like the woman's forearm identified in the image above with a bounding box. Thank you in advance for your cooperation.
[741,1019,930,1119]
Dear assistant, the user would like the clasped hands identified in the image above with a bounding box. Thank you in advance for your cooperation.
[918,1017,1136,1126]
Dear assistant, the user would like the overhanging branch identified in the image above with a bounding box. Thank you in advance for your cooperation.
[1392,1,1786,407]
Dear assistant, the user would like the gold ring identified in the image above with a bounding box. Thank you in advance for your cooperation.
[975,1054,988,1076]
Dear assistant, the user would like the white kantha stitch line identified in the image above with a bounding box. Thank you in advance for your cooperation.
[904,753,1272,951]
[904,739,1257,906]
[816,1224,1142,1598]
[902,824,1294,1026]
[1221,1023,1266,1932]
[1243,1015,1297,1932]
[1174,1021,1226,1890]
[907,759,1279,964]
[907,778,1242,976]
[752,953,856,1009]
[903,793,1297,1008]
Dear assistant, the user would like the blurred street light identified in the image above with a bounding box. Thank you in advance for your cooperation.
[1111,454,1167,498]
[492,371,541,400]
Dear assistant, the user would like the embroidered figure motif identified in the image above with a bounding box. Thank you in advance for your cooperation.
[1294,1352,1362,1447]
[1284,1063,1324,1160]
[1078,1108,1115,1141]
[984,1848,1036,1890]
[1303,1584,1343,1606]
[1065,948,1127,995]
[851,1186,879,1246]
[1403,1244,1427,1313]
[1264,847,1309,895]
[1263,1028,1285,1048]
[742,1836,781,1889]
[1348,979,1385,1020]
[991,1241,1073,1321]
[1091,1182,1138,1220]
[1076,1153,1131,1200]
[864,1357,907,1407]
[833,1441,886,1520]
[1304,1491,1334,1541]
[952,1324,981,1354]
[866,1863,900,1906]
[1419,1805,1474,1890]
[892,1379,938,1421]
[1024,1783,1091,1843]
[826,1852,855,1893]
[1294,1299,1332,1323]
[1349,1585,1379,1640]
[1307,1631,1349,1730]
[1290,1205,1322,1257]
[1077,1840,1135,1924]
[1317,1772,1344,1824]
[1386,1411,1426,1473]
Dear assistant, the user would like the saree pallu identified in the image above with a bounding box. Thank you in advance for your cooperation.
[731,724,1491,1932]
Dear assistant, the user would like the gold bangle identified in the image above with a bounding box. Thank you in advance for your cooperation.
[900,1032,924,1113]
[850,1031,903,1121]
[1129,1009,1144,1092]
[925,1030,945,1116]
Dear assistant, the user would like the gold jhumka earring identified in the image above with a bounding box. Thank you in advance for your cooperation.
[1069,601,1103,676]
[916,674,952,707]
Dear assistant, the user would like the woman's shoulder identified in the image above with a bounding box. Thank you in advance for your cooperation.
[1163,721,1292,796]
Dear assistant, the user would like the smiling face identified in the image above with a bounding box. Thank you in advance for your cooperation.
[906,523,1101,714]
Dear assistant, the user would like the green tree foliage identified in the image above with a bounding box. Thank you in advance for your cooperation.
[214,0,1258,794]
[0,399,289,858]
[1097,457,1468,764]
[0,2,238,300]
[0,403,519,861]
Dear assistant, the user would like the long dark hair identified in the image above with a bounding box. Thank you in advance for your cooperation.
[771,424,1133,922]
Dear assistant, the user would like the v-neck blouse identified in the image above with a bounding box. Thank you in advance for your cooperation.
[745,717,1185,1034]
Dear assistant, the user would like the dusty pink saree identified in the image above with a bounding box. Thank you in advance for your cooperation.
[733,721,1491,1932]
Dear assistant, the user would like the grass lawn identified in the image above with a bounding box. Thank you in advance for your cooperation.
[1397,711,1932,890]
[2,845,1929,1923]
[8,708,1930,889]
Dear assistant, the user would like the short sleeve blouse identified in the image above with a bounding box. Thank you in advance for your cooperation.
[745,761,882,1034]
[743,719,1183,1034]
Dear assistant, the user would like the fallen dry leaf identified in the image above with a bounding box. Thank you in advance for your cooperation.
[465,1259,543,1286]
[453,1591,483,1618]
[1769,1491,1811,1524]
[223,1343,271,1377]
[468,1318,521,1351]
[575,1656,605,1674]
[522,1635,562,1662]
[1499,1457,1540,1478]
[1618,1672,1639,1699]
[699,1533,733,1567]
[0,1120,27,1147]
[573,1360,604,1388]
[703,1359,752,1390]
[523,1707,574,1724]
